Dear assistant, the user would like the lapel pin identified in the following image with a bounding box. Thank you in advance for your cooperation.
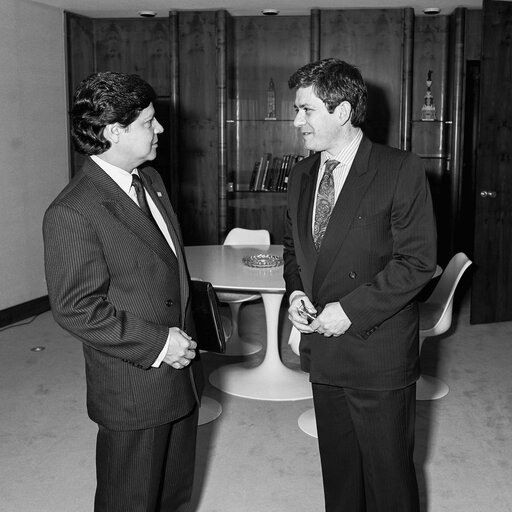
[157,191,162,197]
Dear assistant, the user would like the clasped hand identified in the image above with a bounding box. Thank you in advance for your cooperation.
[163,327,197,369]
[288,295,352,337]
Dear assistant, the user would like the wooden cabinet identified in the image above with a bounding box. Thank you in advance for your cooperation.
[223,16,309,243]
[65,15,175,201]
[226,118,302,244]
[223,10,410,243]
[65,9,480,251]
[320,9,408,148]
[229,192,288,244]
[411,15,452,263]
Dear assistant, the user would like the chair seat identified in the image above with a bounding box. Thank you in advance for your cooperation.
[215,227,270,357]
[418,301,443,331]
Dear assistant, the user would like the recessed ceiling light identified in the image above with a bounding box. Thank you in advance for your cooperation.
[262,9,279,16]
[138,10,157,17]
[423,7,441,15]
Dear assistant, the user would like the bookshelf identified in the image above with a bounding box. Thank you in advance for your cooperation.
[225,16,310,242]
[228,119,305,192]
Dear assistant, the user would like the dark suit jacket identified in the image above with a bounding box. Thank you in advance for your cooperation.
[283,136,437,391]
[43,157,203,431]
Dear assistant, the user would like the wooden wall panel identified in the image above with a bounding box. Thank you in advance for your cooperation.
[178,11,219,245]
[231,16,310,120]
[66,14,94,94]
[94,19,170,96]
[66,14,95,176]
[464,10,483,61]
[320,9,405,148]
[93,19,173,198]
[229,193,288,244]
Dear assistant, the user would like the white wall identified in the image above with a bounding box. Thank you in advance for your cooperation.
[0,0,69,310]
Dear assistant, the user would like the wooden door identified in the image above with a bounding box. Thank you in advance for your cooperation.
[470,0,512,324]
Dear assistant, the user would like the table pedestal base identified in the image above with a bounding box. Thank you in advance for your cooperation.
[198,396,222,425]
[298,408,318,438]
[209,364,312,401]
[221,333,262,357]
[416,374,449,400]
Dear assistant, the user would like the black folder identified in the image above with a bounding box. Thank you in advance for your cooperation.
[190,280,226,353]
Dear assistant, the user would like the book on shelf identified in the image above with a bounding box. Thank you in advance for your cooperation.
[275,154,290,192]
[250,153,271,191]
[248,160,261,191]
[247,153,304,192]
[258,153,272,191]
[282,154,304,191]
[266,156,282,191]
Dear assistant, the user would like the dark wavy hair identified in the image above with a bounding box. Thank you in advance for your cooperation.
[288,58,367,127]
[70,72,156,155]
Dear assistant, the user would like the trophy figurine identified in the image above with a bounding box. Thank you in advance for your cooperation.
[265,78,276,120]
[421,70,436,121]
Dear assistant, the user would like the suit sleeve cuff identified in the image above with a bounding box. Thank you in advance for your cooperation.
[152,332,171,367]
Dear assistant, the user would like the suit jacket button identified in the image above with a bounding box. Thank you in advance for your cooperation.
[165,299,173,307]
[349,271,357,279]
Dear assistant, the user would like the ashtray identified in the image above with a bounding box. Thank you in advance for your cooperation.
[242,254,283,268]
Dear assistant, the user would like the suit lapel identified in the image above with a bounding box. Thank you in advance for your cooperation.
[82,159,179,275]
[139,168,190,323]
[297,154,321,263]
[312,137,377,297]
[139,170,185,250]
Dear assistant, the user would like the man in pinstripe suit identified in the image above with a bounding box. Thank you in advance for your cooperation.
[43,72,203,512]
[284,59,437,511]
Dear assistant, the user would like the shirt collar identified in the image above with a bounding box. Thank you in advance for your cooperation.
[321,128,363,169]
[90,155,138,196]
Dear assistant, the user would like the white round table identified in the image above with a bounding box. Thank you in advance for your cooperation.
[185,245,312,401]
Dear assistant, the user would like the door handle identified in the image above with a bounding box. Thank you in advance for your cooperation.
[480,190,497,198]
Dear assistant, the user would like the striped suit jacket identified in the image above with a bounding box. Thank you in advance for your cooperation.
[43,157,203,430]
[283,136,437,391]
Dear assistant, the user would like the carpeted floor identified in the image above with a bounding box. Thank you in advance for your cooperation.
[1,288,511,512]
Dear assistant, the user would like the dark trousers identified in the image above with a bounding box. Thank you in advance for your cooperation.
[312,383,419,512]
[94,406,198,512]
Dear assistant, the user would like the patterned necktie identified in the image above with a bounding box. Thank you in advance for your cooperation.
[313,159,339,250]
[131,173,156,223]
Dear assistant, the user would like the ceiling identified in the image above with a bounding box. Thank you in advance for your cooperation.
[31,0,482,18]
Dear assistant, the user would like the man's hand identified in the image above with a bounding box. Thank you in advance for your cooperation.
[163,327,197,369]
[310,301,351,337]
[288,293,317,334]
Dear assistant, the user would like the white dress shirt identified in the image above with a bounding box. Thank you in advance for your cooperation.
[312,128,363,229]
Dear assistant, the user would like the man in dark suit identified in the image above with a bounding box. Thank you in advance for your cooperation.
[284,58,437,512]
[43,72,203,512]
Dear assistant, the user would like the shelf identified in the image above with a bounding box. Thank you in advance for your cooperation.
[412,120,453,124]
[227,119,296,123]
[233,190,286,193]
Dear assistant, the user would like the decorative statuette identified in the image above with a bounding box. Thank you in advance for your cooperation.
[421,70,436,121]
[265,78,276,120]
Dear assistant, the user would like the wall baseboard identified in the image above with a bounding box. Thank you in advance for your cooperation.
[0,296,50,329]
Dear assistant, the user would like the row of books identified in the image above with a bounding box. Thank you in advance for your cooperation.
[248,153,304,192]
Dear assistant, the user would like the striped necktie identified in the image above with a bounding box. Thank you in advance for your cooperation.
[131,173,157,225]
[313,159,339,250]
